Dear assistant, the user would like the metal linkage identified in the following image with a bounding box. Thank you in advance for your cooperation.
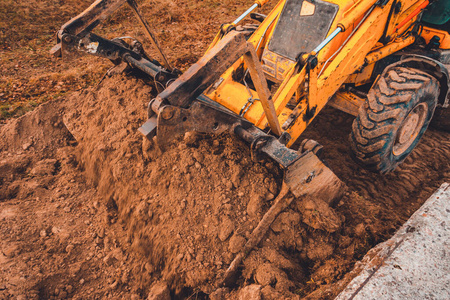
[59,32,178,86]
[51,0,179,85]
[312,27,342,54]
[233,3,259,25]
[126,0,173,71]
[232,0,269,25]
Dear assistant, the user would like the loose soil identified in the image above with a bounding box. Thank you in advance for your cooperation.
[1,73,449,299]
[1,1,450,300]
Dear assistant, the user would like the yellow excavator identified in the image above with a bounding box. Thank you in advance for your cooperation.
[52,0,450,198]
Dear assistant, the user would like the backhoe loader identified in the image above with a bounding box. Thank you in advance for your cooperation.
[51,0,450,200]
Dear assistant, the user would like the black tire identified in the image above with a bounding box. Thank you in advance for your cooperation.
[350,67,440,173]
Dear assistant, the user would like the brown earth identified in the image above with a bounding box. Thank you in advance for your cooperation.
[1,1,450,300]
[1,73,449,299]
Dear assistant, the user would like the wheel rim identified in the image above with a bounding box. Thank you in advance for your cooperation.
[393,102,428,156]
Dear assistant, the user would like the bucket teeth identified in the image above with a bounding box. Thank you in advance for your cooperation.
[284,151,346,204]
[138,116,158,139]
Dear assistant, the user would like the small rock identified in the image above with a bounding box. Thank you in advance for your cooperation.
[218,217,234,241]
[194,162,201,169]
[196,253,204,263]
[180,199,187,209]
[228,234,246,254]
[224,181,233,191]
[306,240,334,261]
[265,192,275,201]
[109,280,119,289]
[210,287,230,300]
[184,131,199,145]
[40,229,47,237]
[298,198,342,233]
[176,253,184,261]
[66,285,73,294]
[22,141,33,151]
[354,223,365,237]
[247,194,264,218]
[2,244,19,257]
[66,244,74,254]
[144,263,155,273]
[30,159,57,176]
[103,253,118,266]
[238,284,261,300]
[79,279,85,285]
[255,264,277,286]
[147,282,171,300]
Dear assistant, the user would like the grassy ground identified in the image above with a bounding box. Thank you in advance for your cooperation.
[0,0,256,122]
[0,0,108,121]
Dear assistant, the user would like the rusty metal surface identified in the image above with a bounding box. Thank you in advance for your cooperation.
[156,31,248,109]
[126,0,172,71]
[284,151,345,201]
[61,0,127,37]
[155,100,251,149]
[149,93,302,168]
[336,183,450,300]
[59,32,177,85]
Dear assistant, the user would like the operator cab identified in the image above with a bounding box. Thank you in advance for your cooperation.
[422,0,450,33]
[261,0,338,82]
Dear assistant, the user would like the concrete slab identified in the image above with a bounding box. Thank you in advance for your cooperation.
[336,183,450,300]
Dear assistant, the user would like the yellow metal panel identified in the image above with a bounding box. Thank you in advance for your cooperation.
[208,80,265,126]
[421,27,450,50]
[345,63,375,86]
[286,5,390,147]
[203,0,425,148]
[329,91,365,116]
[365,35,415,64]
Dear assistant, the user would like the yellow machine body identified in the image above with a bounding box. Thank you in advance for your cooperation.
[202,0,448,147]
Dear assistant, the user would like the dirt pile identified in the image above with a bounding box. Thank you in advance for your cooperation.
[0,100,107,299]
[0,100,74,201]
[62,75,450,298]
[1,74,449,299]
[59,75,359,298]
[63,75,295,296]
